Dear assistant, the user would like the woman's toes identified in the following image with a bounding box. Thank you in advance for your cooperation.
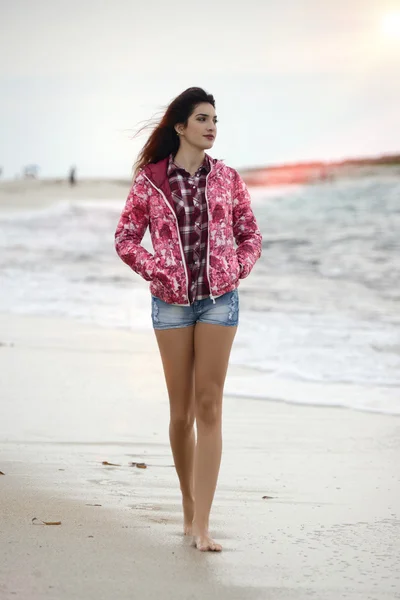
[211,541,222,552]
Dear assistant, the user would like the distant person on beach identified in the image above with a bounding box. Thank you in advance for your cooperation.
[69,166,76,186]
[23,164,39,179]
[114,88,262,552]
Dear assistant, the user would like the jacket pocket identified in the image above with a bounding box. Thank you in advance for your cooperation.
[231,251,241,281]
[209,248,240,293]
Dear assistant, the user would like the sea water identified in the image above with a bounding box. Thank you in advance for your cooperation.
[1,173,399,414]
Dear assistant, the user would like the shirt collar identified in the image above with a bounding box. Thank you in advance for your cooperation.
[168,154,210,177]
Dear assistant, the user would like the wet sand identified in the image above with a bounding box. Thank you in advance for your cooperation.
[1,313,400,599]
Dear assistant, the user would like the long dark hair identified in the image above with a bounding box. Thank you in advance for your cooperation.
[133,87,215,175]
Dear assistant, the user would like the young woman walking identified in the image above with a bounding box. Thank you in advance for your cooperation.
[115,87,262,552]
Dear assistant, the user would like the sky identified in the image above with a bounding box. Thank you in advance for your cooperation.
[1,0,400,178]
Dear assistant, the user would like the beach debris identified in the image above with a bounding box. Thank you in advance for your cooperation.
[32,517,62,526]
[0,471,5,475]
[262,495,274,500]
[86,503,102,507]
[101,460,147,468]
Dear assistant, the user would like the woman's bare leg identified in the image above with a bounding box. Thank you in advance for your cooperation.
[154,326,196,534]
[192,323,237,552]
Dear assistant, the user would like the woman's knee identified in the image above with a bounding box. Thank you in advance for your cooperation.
[195,385,222,427]
[170,413,195,433]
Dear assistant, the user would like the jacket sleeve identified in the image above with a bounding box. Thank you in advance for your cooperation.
[114,173,156,282]
[232,170,263,279]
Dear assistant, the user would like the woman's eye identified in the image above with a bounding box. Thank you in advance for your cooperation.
[197,117,217,124]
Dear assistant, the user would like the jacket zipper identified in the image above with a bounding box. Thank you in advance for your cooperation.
[204,168,216,304]
[143,174,190,306]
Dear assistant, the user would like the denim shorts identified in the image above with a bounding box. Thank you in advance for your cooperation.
[151,289,239,330]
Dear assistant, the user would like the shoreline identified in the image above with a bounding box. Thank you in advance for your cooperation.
[1,309,399,420]
[1,161,399,209]
[1,312,400,598]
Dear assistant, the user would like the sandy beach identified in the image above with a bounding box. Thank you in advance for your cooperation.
[0,179,132,211]
[1,312,400,599]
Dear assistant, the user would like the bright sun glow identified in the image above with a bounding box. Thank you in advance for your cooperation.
[381,11,400,38]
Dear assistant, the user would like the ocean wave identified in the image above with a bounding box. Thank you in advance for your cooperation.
[224,389,400,417]
[0,199,122,222]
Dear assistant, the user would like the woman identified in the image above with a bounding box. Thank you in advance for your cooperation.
[115,87,262,552]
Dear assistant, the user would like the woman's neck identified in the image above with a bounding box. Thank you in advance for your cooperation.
[173,146,205,177]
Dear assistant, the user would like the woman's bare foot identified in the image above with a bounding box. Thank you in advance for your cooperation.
[192,525,222,552]
[182,495,194,536]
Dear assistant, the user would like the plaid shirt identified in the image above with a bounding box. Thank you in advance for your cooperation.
[167,154,211,303]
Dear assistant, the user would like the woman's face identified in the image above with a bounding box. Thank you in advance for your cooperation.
[176,102,217,150]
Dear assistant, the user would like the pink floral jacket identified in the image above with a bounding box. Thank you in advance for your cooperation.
[114,155,262,305]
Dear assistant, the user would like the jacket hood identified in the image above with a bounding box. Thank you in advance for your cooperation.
[142,154,224,191]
